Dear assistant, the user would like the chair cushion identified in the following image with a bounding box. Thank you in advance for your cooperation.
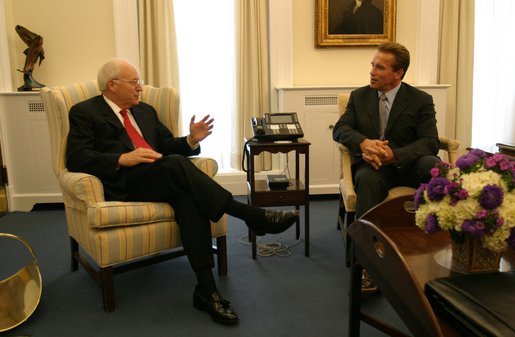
[87,201,174,229]
[384,187,416,201]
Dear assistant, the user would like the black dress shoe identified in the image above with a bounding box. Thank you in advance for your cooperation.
[193,286,239,324]
[248,210,299,236]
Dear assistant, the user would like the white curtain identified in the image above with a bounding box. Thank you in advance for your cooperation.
[471,0,515,151]
[234,0,271,170]
[138,0,180,89]
[438,0,475,154]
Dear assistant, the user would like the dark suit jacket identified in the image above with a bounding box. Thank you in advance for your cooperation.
[66,95,200,200]
[332,82,439,168]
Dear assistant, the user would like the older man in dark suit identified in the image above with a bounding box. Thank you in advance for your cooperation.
[66,58,298,325]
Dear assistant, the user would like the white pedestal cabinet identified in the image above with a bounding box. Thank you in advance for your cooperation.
[0,92,62,211]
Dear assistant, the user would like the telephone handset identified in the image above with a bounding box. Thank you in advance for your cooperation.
[250,112,304,141]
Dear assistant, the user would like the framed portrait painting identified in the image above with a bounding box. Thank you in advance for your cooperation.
[315,0,396,47]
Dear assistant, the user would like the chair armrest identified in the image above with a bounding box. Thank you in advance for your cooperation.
[338,143,355,180]
[438,136,460,164]
[337,143,357,211]
[58,170,105,209]
[189,157,219,177]
[59,157,218,210]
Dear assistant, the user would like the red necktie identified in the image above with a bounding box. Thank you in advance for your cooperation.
[119,109,152,149]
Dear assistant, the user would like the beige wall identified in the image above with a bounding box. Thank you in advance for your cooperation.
[5,0,115,88]
[4,0,422,88]
[292,0,419,86]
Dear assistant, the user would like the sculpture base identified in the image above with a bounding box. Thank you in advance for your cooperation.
[17,73,44,92]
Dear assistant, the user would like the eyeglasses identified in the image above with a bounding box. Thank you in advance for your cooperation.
[112,79,145,86]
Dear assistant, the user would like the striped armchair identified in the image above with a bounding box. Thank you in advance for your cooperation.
[40,81,227,312]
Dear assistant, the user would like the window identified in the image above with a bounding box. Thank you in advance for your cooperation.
[173,0,236,170]
[472,0,515,151]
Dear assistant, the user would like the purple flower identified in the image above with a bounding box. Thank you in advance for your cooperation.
[496,217,504,227]
[414,184,427,209]
[492,154,505,162]
[499,159,509,171]
[426,177,450,201]
[479,184,504,210]
[430,167,440,177]
[456,189,468,200]
[425,214,439,234]
[469,148,488,158]
[462,220,486,237]
[476,209,488,219]
[444,181,459,194]
[485,157,497,168]
[456,153,480,171]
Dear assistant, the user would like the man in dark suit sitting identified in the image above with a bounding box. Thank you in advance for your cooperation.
[66,58,299,325]
[332,42,440,291]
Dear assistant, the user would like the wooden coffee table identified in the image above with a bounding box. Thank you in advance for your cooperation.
[360,195,515,335]
[362,195,515,288]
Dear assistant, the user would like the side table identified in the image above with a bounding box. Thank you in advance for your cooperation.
[245,139,310,259]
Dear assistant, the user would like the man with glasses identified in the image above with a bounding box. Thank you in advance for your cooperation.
[66,58,299,325]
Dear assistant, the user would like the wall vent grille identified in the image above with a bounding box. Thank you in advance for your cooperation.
[304,95,338,107]
[28,100,45,112]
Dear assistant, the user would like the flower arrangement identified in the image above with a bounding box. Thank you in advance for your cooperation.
[414,149,515,252]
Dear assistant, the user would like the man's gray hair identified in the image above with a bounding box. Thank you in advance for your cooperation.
[97,58,135,92]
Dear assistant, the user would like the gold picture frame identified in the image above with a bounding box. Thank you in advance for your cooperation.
[316,0,396,48]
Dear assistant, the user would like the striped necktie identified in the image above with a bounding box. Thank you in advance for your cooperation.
[378,93,388,140]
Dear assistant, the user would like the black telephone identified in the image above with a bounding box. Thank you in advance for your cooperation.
[250,112,304,141]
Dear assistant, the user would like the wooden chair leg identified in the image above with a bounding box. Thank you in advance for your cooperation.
[349,253,363,337]
[216,236,228,275]
[337,193,346,230]
[100,266,115,312]
[344,212,355,267]
[70,237,79,271]
[251,231,257,260]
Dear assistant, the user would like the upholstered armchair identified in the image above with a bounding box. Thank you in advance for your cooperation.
[335,93,460,263]
[40,81,227,312]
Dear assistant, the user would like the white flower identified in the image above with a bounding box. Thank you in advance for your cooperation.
[453,198,480,228]
[499,193,515,229]
[434,199,456,231]
[460,170,504,197]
